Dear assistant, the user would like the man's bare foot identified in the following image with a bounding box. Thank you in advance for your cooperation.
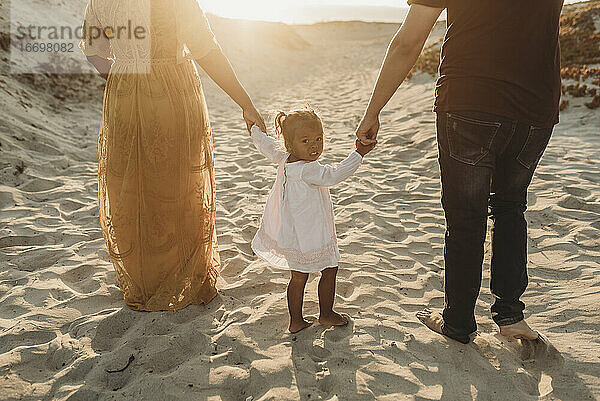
[318,311,348,327]
[289,319,313,334]
[499,320,539,341]
[416,308,472,344]
[416,309,444,334]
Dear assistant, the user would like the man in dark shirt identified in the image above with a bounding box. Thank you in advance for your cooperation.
[357,1,563,343]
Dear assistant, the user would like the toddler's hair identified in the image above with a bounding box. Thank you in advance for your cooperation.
[274,107,322,153]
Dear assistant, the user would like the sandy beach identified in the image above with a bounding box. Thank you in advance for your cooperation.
[1,1,599,400]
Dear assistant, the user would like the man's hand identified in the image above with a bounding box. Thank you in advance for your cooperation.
[243,106,267,135]
[356,138,377,157]
[356,113,380,145]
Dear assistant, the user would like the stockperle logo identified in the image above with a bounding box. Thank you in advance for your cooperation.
[9,0,152,75]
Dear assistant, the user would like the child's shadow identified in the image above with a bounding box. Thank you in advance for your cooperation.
[290,316,369,400]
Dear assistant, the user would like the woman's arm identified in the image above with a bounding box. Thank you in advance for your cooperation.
[85,55,113,80]
[356,5,443,145]
[250,126,288,164]
[196,49,266,133]
[79,0,113,80]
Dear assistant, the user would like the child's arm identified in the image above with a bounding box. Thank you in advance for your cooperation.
[250,125,288,164]
[301,151,362,187]
[302,139,376,187]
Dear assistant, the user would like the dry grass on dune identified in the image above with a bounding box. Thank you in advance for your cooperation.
[406,36,442,80]
[559,1,600,109]
[559,1,600,68]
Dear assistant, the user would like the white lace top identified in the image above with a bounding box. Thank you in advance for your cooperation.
[250,126,363,273]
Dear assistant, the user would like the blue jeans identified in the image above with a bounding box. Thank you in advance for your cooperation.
[436,110,553,342]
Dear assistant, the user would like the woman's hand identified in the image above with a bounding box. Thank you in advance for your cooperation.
[243,106,267,135]
[86,55,113,81]
[356,112,380,145]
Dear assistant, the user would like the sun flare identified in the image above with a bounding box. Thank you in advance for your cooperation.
[199,0,285,22]
[198,0,410,23]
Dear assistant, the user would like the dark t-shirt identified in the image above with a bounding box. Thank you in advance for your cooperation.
[407,0,563,127]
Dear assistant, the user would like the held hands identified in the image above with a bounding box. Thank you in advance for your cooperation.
[356,113,380,146]
[243,106,267,135]
[355,138,377,157]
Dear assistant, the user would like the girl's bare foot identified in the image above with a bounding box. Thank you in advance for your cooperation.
[318,311,348,327]
[499,320,539,341]
[289,319,313,334]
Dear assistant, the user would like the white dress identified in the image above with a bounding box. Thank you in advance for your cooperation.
[250,126,363,273]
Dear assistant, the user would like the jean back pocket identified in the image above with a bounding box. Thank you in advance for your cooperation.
[445,113,501,166]
[516,126,553,169]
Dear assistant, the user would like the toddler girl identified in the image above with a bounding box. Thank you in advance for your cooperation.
[250,107,376,333]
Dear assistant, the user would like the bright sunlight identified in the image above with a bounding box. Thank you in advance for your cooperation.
[198,0,411,24]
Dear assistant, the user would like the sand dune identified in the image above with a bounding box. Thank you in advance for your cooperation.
[1,3,600,401]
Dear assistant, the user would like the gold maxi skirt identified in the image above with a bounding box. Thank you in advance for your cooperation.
[98,58,220,311]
